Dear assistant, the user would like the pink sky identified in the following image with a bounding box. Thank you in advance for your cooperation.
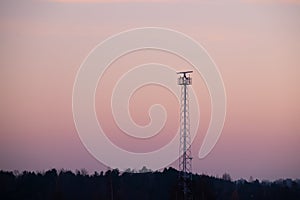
[0,0,299,180]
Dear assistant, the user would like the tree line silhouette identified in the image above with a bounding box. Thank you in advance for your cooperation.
[1,167,299,200]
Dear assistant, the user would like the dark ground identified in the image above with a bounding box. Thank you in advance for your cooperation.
[1,167,299,200]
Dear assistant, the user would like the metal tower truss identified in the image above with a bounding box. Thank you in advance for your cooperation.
[177,71,193,200]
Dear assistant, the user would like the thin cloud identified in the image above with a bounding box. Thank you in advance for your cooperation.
[47,0,300,4]
[48,0,178,3]
[243,0,300,4]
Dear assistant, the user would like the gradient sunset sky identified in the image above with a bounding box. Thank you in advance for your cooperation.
[0,0,299,180]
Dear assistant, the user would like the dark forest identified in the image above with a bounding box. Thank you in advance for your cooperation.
[1,167,300,200]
